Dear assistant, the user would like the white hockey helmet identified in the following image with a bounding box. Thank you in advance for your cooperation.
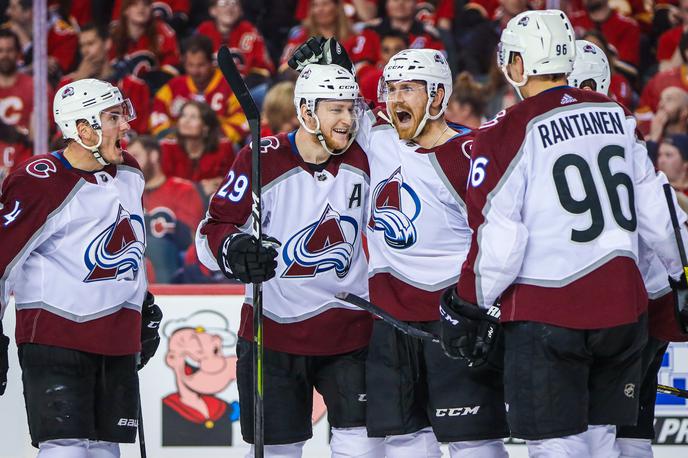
[568,40,611,95]
[294,63,364,155]
[498,10,576,96]
[53,78,136,165]
[378,48,453,138]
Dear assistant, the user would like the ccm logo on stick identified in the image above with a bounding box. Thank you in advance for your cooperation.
[435,406,481,417]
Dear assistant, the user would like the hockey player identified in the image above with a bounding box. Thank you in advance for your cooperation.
[569,38,688,458]
[195,64,384,457]
[0,78,162,457]
[289,40,509,457]
[439,9,688,456]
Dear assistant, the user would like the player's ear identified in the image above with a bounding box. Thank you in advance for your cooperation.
[300,103,316,129]
[432,86,445,110]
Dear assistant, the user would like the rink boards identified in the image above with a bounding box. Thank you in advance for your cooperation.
[0,288,686,457]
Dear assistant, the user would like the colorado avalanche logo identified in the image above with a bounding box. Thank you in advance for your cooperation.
[84,205,146,282]
[369,167,421,249]
[282,204,358,279]
[583,44,597,54]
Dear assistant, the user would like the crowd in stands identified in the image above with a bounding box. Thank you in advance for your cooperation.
[1,0,688,283]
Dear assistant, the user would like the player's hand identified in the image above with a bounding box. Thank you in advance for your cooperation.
[139,291,162,370]
[439,287,500,366]
[218,233,281,283]
[288,37,355,75]
[0,322,9,395]
[669,274,688,333]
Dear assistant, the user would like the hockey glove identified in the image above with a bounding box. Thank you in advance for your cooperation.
[139,291,162,370]
[0,322,8,395]
[669,274,688,333]
[288,37,355,75]
[217,233,281,284]
[439,287,500,366]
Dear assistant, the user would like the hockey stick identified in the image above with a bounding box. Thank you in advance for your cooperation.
[218,46,265,457]
[335,292,440,343]
[663,183,688,280]
[337,292,688,399]
[137,392,147,458]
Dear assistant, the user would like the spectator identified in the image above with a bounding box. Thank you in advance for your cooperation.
[445,71,488,128]
[3,0,79,77]
[656,0,688,71]
[357,29,407,102]
[261,81,299,136]
[59,23,151,135]
[109,0,180,79]
[112,0,191,36]
[0,27,33,176]
[581,29,634,108]
[569,0,640,77]
[49,0,93,27]
[128,135,204,283]
[150,34,248,143]
[196,0,274,103]
[646,86,688,143]
[657,134,688,211]
[295,0,379,22]
[637,33,688,133]
[349,0,444,67]
[160,100,235,201]
[279,0,356,73]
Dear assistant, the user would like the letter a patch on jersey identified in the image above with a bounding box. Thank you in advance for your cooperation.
[369,167,421,249]
[282,204,358,279]
[84,205,146,282]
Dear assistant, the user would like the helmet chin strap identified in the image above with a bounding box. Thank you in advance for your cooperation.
[501,65,528,101]
[74,129,109,166]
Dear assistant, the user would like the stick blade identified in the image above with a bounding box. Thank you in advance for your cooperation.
[217,46,259,120]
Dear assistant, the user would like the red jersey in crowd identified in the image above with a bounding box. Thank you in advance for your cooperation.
[569,9,640,70]
[59,74,151,135]
[636,65,688,126]
[49,0,92,26]
[151,68,248,143]
[295,0,380,21]
[196,19,274,77]
[657,25,684,62]
[0,138,31,188]
[610,73,633,109]
[108,19,180,77]
[0,73,33,131]
[160,137,234,182]
[349,18,444,66]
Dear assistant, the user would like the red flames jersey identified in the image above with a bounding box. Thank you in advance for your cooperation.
[150,68,248,143]
[196,132,373,355]
[0,151,147,355]
[0,139,31,188]
[160,137,235,182]
[196,20,274,77]
[108,19,180,77]
[569,10,640,68]
[0,73,33,131]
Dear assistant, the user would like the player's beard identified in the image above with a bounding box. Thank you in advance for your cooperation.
[0,58,16,76]
[389,102,422,140]
[323,128,352,153]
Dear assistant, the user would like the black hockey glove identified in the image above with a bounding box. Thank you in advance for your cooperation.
[288,37,355,75]
[217,233,281,284]
[139,291,162,370]
[439,287,500,366]
[669,274,688,333]
[0,322,8,395]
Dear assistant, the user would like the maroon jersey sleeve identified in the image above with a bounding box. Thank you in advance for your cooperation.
[0,157,76,315]
[198,144,253,258]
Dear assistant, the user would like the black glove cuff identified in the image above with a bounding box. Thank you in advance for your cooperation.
[440,287,500,323]
[669,273,688,290]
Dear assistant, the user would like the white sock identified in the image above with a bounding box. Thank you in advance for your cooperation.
[526,431,591,457]
[384,426,442,458]
[583,425,621,458]
[87,441,120,458]
[617,438,653,458]
[331,426,384,457]
[38,439,89,458]
[448,439,509,457]
[244,441,306,458]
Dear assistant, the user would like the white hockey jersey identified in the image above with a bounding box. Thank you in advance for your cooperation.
[196,132,373,355]
[0,151,147,355]
[357,110,474,321]
[457,87,688,329]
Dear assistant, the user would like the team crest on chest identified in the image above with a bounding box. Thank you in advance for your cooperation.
[369,167,421,249]
[84,204,145,282]
[281,204,358,279]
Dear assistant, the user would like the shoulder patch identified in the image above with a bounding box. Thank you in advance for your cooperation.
[26,157,58,179]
